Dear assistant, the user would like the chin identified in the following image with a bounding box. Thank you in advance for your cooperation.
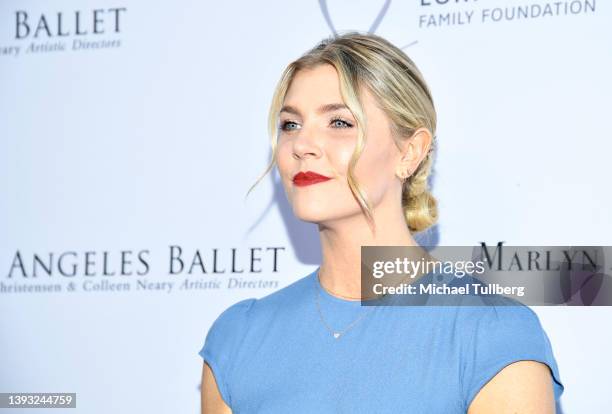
[293,204,358,225]
[291,196,336,217]
[292,206,329,223]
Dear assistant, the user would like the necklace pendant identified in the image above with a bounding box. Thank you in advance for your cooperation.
[333,332,341,339]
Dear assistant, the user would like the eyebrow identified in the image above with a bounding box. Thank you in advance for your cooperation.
[280,103,350,116]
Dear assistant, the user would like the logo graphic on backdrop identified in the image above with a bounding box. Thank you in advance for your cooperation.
[360,244,612,306]
[418,0,596,29]
[319,0,418,49]
[318,0,597,36]
[0,7,127,58]
[1,245,283,295]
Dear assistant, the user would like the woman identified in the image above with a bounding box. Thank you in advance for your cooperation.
[199,32,564,413]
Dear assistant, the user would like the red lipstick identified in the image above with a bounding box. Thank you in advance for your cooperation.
[292,171,332,187]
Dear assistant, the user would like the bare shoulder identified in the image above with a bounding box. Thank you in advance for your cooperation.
[467,360,555,414]
[201,361,232,414]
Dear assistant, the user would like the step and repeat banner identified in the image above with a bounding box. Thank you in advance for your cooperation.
[1,0,610,412]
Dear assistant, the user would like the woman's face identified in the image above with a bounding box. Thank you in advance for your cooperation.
[276,63,406,226]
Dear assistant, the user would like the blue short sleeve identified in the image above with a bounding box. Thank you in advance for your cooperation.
[462,304,565,410]
[198,298,256,407]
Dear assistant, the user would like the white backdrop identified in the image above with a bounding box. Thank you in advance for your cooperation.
[1,0,610,412]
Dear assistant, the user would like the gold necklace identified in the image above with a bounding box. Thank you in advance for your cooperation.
[315,271,377,339]
[317,271,378,301]
[319,281,362,300]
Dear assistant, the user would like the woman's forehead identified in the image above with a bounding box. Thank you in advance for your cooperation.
[283,65,378,114]
[285,65,342,103]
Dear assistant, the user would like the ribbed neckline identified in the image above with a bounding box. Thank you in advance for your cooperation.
[311,265,450,307]
[311,266,379,307]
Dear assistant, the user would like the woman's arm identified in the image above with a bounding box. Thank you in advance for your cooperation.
[201,361,232,414]
[467,360,556,414]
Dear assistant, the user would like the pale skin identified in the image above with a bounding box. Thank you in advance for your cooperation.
[200,63,556,413]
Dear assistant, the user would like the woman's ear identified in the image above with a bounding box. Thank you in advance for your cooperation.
[395,127,432,179]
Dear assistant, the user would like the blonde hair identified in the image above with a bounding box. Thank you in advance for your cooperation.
[247,31,438,234]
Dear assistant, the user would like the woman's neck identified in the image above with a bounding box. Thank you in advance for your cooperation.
[317,210,420,300]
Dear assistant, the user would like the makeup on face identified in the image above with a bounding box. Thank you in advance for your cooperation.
[292,170,333,187]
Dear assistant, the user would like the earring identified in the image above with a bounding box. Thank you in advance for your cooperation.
[402,168,414,183]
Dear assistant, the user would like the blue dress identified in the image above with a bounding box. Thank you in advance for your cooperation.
[198,266,564,413]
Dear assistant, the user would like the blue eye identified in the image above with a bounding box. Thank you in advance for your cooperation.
[331,118,353,128]
[280,121,299,131]
[279,118,354,132]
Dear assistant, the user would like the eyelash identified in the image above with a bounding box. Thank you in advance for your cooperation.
[279,117,354,131]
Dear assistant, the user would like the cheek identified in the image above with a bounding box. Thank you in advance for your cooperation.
[354,140,396,197]
[275,140,296,192]
[276,139,293,175]
[326,138,357,178]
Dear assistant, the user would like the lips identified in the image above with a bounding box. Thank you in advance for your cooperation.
[292,171,332,187]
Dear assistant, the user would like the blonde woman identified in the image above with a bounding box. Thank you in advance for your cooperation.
[198,32,564,413]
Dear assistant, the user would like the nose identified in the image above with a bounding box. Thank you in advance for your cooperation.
[292,127,322,160]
